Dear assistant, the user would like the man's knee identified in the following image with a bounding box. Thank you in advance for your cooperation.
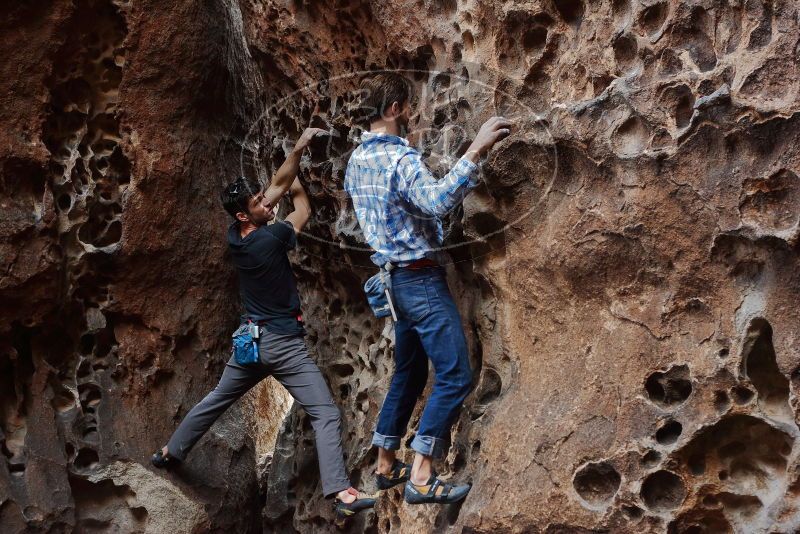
[206,385,238,404]
[439,359,473,389]
[456,371,474,398]
[312,403,342,426]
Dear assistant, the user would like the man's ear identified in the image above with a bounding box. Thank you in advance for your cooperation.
[388,101,401,119]
[235,211,250,223]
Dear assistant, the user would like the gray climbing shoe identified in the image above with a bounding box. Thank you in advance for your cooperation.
[404,474,471,504]
[334,488,377,519]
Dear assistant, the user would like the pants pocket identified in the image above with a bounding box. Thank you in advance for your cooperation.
[393,280,432,322]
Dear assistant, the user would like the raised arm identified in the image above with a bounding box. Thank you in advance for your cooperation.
[262,127,326,208]
[284,177,312,234]
[396,152,478,218]
[398,116,512,217]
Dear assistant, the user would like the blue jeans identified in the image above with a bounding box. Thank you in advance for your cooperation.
[372,266,473,458]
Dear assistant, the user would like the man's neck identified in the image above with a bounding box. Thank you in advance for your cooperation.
[239,220,259,238]
[369,120,402,137]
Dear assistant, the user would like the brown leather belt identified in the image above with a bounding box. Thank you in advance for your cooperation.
[405,258,439,270]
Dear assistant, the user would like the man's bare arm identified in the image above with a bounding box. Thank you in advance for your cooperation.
[262,127,326,208]
[284,177,312,234]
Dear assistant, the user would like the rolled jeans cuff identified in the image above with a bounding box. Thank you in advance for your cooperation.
[372,431,402,451]
[410,434,449,459]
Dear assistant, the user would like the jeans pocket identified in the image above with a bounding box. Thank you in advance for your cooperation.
[393,280,432,322]
[425,274,454,309]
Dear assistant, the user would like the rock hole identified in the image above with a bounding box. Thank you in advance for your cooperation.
[688,453,705,475]
[611,0,630,22]
[554,0,584,24]
[475,367,502,405]
[130,507,148,522]
[676,414,792,506]
[679,8,717,71]
[644,364,692,408]
[462,31,474,55]
[656,420,683,445]
[9,462,25,475]
[668,513,732,533]
[471,440,481,457]
[69,476,148,531]
[612,115,649,157]
[731,385,754,405]
[638,2,668,36]
[330,363,354,377]
[50,383,76,413]
[714,390,731,412]
[622,504,643,519]
[718,441,746,459]
[740,319,790,417]
[641,450,662,468]
[522,27,548,52]
[573,461,621,507]
[674,90,694,128]
[591,74,614,97]
[57,194,72,210]
[718,492,762,517]
[79,334,96,354]
[78,383,102,410]
[83,426,99,442]
[641,470,686,511]
[73,448,99,470]
[613,34,638,72]
[746,1,772,51]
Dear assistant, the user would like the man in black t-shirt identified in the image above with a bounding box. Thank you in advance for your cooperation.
[151,127,375,518]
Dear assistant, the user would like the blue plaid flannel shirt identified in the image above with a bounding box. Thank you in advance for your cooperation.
[345,131,479,267]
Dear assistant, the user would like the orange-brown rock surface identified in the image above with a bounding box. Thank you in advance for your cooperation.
[1,0,798,533]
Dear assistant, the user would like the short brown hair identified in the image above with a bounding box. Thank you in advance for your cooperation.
[359,72,411,123]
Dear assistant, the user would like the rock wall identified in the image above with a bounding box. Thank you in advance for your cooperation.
[1,0,799,533]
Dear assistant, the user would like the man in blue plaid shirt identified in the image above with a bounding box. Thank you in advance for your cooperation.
[345,72,511,505]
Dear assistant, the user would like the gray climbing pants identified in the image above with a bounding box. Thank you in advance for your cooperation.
[166,329,350,497]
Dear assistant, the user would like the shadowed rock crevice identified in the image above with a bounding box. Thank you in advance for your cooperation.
[669,414,794,532]
[739,319,791,419]
[69,476,148,532]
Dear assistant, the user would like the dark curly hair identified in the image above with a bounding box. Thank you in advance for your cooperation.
[220,176,259,219]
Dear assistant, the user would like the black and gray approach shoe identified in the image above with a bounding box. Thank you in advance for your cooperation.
[376,460,411,490]
[404,474,471,504]
[334,488,377,519]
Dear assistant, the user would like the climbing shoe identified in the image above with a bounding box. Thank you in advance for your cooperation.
[151,448,180,470]
[334,488,377,519]
[404,474,471,504]
[376,460,411,490]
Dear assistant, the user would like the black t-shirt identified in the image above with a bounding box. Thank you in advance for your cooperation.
[227,220,304,335]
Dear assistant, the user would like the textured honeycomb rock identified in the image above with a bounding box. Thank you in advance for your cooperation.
[1,0,799,533]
